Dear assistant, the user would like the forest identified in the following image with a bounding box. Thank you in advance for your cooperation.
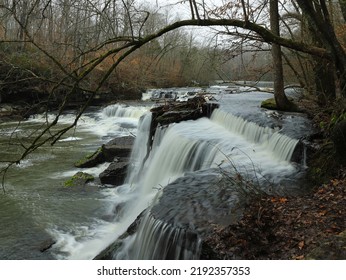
[0,0,345,262]
[1,0,345,106]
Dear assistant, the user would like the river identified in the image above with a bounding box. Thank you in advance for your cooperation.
[0,88,313,259]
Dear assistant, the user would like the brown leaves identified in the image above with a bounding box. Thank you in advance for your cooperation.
[270,197,288,203]
[203,170,345,260]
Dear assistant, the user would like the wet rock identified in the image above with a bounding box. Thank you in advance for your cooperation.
[102,136,134,161]
[63,171,94,187]
[93,239,124,260]
[93,211,146,260]
[39,238,56,253]
[99,159,129,186]
[74,147,105,168]
[75,136,134,168]
[151,171,244,236]
[151,97,219,127]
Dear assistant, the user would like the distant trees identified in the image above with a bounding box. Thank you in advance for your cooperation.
[0,0,222,96]
[2,0,346,171]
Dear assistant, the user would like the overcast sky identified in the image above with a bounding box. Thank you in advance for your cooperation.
[143,0,225,19]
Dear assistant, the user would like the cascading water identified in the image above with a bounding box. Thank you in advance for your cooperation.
[210,109,299,162]
[0,91,311,260]
[116,210,201,260]
[112,109,303,260]
[102,104,149,119]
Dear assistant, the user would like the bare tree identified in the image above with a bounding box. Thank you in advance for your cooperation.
[270,0,292,110]
[2,0,346,189]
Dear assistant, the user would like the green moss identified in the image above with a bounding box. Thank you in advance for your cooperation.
[261,97,300,112]
[261,98,277,110]
[74,147,102,167]
[64,172,94,187]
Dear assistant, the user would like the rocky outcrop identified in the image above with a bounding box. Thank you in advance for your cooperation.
[99,159,129,185]
[63,171,94,188]
[73,136,134,187]
[75,136,134,168]
[151,96,219,127]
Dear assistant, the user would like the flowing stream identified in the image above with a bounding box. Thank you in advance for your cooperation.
[0,90,313,260]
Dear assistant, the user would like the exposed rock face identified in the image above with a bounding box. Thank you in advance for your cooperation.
[151,96,219,127]
[102,136,134,160]
[75,136,134,168]
[63,171,94,188]
[99,159,129,185]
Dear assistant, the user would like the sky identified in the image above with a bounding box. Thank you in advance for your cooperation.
[143,0,226,20]
[139,0,230,44]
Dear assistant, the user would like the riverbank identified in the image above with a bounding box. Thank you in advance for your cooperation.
[202,97,346,260]
[203,170,346,259]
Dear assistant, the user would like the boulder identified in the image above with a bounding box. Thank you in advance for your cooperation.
[99,160,129,186]
[39,238,56,253]
[151,97,219,127]
[74,148,105,168]
[74,136,134,168]
[102,136,134,161]
[63,172,94,187]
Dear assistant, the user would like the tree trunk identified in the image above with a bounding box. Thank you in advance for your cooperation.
[270,0,292,110]
[298,0,346,98]
[302,7,337,104]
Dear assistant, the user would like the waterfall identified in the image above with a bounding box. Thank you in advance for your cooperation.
[125,113,152,184]
[210,109,299,162]
[113,114,302,260]
[135,124,221,198]
[102,104,149,118]
[116,210,201,260]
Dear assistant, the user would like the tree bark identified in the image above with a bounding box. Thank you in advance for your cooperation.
[298,0,346,97]
[270,0,292,110]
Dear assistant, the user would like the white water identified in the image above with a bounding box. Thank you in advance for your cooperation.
[116,210,201,260]
[211,109,299,162]
[111,112,301,259]
[37,104,153,260]
[5,96,304,260]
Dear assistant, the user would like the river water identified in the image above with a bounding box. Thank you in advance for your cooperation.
[0,89,313,260]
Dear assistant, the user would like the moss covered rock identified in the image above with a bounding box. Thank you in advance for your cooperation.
[261,98,277,110]
[261,97,300,112]
[64,172,94,187]
[74,148,104,168]
[74,136,134,168]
